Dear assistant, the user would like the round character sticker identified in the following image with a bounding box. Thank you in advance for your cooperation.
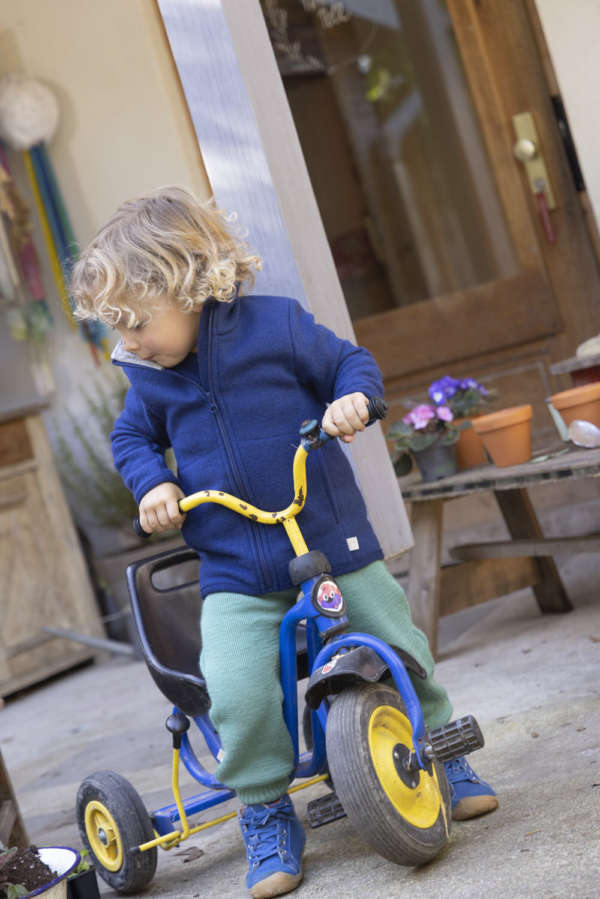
[315,579,344,615]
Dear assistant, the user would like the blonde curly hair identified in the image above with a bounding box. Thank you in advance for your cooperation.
[70,186,261,328]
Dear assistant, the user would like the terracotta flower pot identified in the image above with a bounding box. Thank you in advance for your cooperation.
[413,441,457,482]
[549,381,600,429]
[454,418,488,470]
[472,405,532,467]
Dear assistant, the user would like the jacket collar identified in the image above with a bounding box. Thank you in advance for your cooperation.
[214,294,240,334]
[111,341,164,370]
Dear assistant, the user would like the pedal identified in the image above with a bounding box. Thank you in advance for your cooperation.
[428,715,484,764]
[306,791,346,828]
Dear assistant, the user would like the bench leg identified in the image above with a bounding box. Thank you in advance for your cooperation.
[407,499,444,657]
[494,488,573,614]
[0,749,28,849]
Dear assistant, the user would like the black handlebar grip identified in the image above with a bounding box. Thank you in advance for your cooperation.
[132,517,152,538]
[367,396,388,422]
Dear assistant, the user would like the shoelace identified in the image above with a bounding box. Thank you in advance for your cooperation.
[444,757,478,783]
[242,804,292,865]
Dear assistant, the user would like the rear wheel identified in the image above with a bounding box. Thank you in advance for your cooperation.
[76,770,157,894]
[326,683,451,866]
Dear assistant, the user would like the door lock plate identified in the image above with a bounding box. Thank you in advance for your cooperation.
[512,111,556,209]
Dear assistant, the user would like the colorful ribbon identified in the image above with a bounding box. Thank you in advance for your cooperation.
[24,141,109,363]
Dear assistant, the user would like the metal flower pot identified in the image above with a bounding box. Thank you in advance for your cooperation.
[413,442,457,482]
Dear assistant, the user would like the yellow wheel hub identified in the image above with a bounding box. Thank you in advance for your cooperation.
[368,705,441,829]
[84,800,124,872]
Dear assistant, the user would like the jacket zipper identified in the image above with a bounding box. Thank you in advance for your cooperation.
[116,330,274,592]
[206,306,273,591]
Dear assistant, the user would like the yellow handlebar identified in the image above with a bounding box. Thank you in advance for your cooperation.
[178,444,310,556]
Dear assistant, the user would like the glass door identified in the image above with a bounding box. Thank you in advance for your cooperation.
[260,0,562,382]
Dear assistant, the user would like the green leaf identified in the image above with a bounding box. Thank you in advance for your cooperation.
[69,850,92,876]
[409,432,437,451]
[6,884,28,898]
[440,428,460,446]
[388,420,412,439]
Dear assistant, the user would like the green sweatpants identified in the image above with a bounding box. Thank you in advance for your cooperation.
[200,560,452,806]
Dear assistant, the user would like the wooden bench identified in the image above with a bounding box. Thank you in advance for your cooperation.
[549,351,600,387]
[399,445,600,656]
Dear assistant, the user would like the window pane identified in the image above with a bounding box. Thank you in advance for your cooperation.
[261,0,517,320]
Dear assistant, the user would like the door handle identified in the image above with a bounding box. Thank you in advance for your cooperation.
[512,112,556,208]
[512,111,556,243]
[513,137,537,163]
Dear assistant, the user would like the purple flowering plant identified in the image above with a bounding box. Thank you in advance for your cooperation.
[389,403,463,453]
[428,375,494,418]
[389,396,471,476]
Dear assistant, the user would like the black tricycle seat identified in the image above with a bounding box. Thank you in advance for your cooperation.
[126,546,309,718]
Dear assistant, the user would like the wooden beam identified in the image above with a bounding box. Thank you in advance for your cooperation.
[0,800,17,846]
[407,499,444,656]
[450,534,600,561]
[494,488,573,613]
[0,751,28,849]
[355,269,560,380]
[440,557,541,617]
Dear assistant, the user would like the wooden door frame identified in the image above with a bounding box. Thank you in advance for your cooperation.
[354,0,591,380]
[447,0,600,369]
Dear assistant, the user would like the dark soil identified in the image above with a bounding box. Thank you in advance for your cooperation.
[0,845,58,896]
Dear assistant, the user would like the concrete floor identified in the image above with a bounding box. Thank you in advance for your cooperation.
[2,558,600,898]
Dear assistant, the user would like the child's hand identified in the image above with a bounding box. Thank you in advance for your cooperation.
[139,482,186,533]
[322,392,369,443]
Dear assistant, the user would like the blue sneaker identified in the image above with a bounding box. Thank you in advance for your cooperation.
[238,795,306,898]
[444,756,498,821]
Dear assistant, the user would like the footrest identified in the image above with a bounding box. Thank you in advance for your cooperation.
[306,791,346,828]
[428,715,484,764]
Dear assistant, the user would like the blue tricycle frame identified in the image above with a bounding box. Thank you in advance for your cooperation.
[76,400,483,894]
[150,570,430,836]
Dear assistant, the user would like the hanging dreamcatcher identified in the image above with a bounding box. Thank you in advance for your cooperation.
[0,73,108,365]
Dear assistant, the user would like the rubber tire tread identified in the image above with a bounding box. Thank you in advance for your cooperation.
[326,683,451,866]
[76,770,157,894]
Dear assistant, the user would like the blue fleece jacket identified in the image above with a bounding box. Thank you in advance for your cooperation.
[111,295,384,597]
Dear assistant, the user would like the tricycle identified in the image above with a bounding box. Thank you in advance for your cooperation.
[76,397,484,893]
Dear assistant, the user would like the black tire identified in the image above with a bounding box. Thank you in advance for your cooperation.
[76,770,157,894]
[302,705,335,790]
[326,683,451,866]
[302,704,313,751]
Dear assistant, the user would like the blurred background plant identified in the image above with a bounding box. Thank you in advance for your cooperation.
[428,374,496,419]
[388,402,465,476]
[53,371,138,529]
[53,370,180,647]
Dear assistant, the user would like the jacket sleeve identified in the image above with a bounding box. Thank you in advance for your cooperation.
[288,299,384,404]
[111,386,179,505]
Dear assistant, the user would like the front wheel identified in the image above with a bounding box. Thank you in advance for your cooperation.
[76,770,157,894]
[326,683,451,866]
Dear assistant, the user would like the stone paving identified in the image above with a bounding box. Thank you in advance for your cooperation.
[1,569,599,898]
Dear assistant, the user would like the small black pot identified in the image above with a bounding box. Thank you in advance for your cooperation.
[67,868,101,899]
[413,442,457,482]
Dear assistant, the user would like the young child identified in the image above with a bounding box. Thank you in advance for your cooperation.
[72,186,498,899]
